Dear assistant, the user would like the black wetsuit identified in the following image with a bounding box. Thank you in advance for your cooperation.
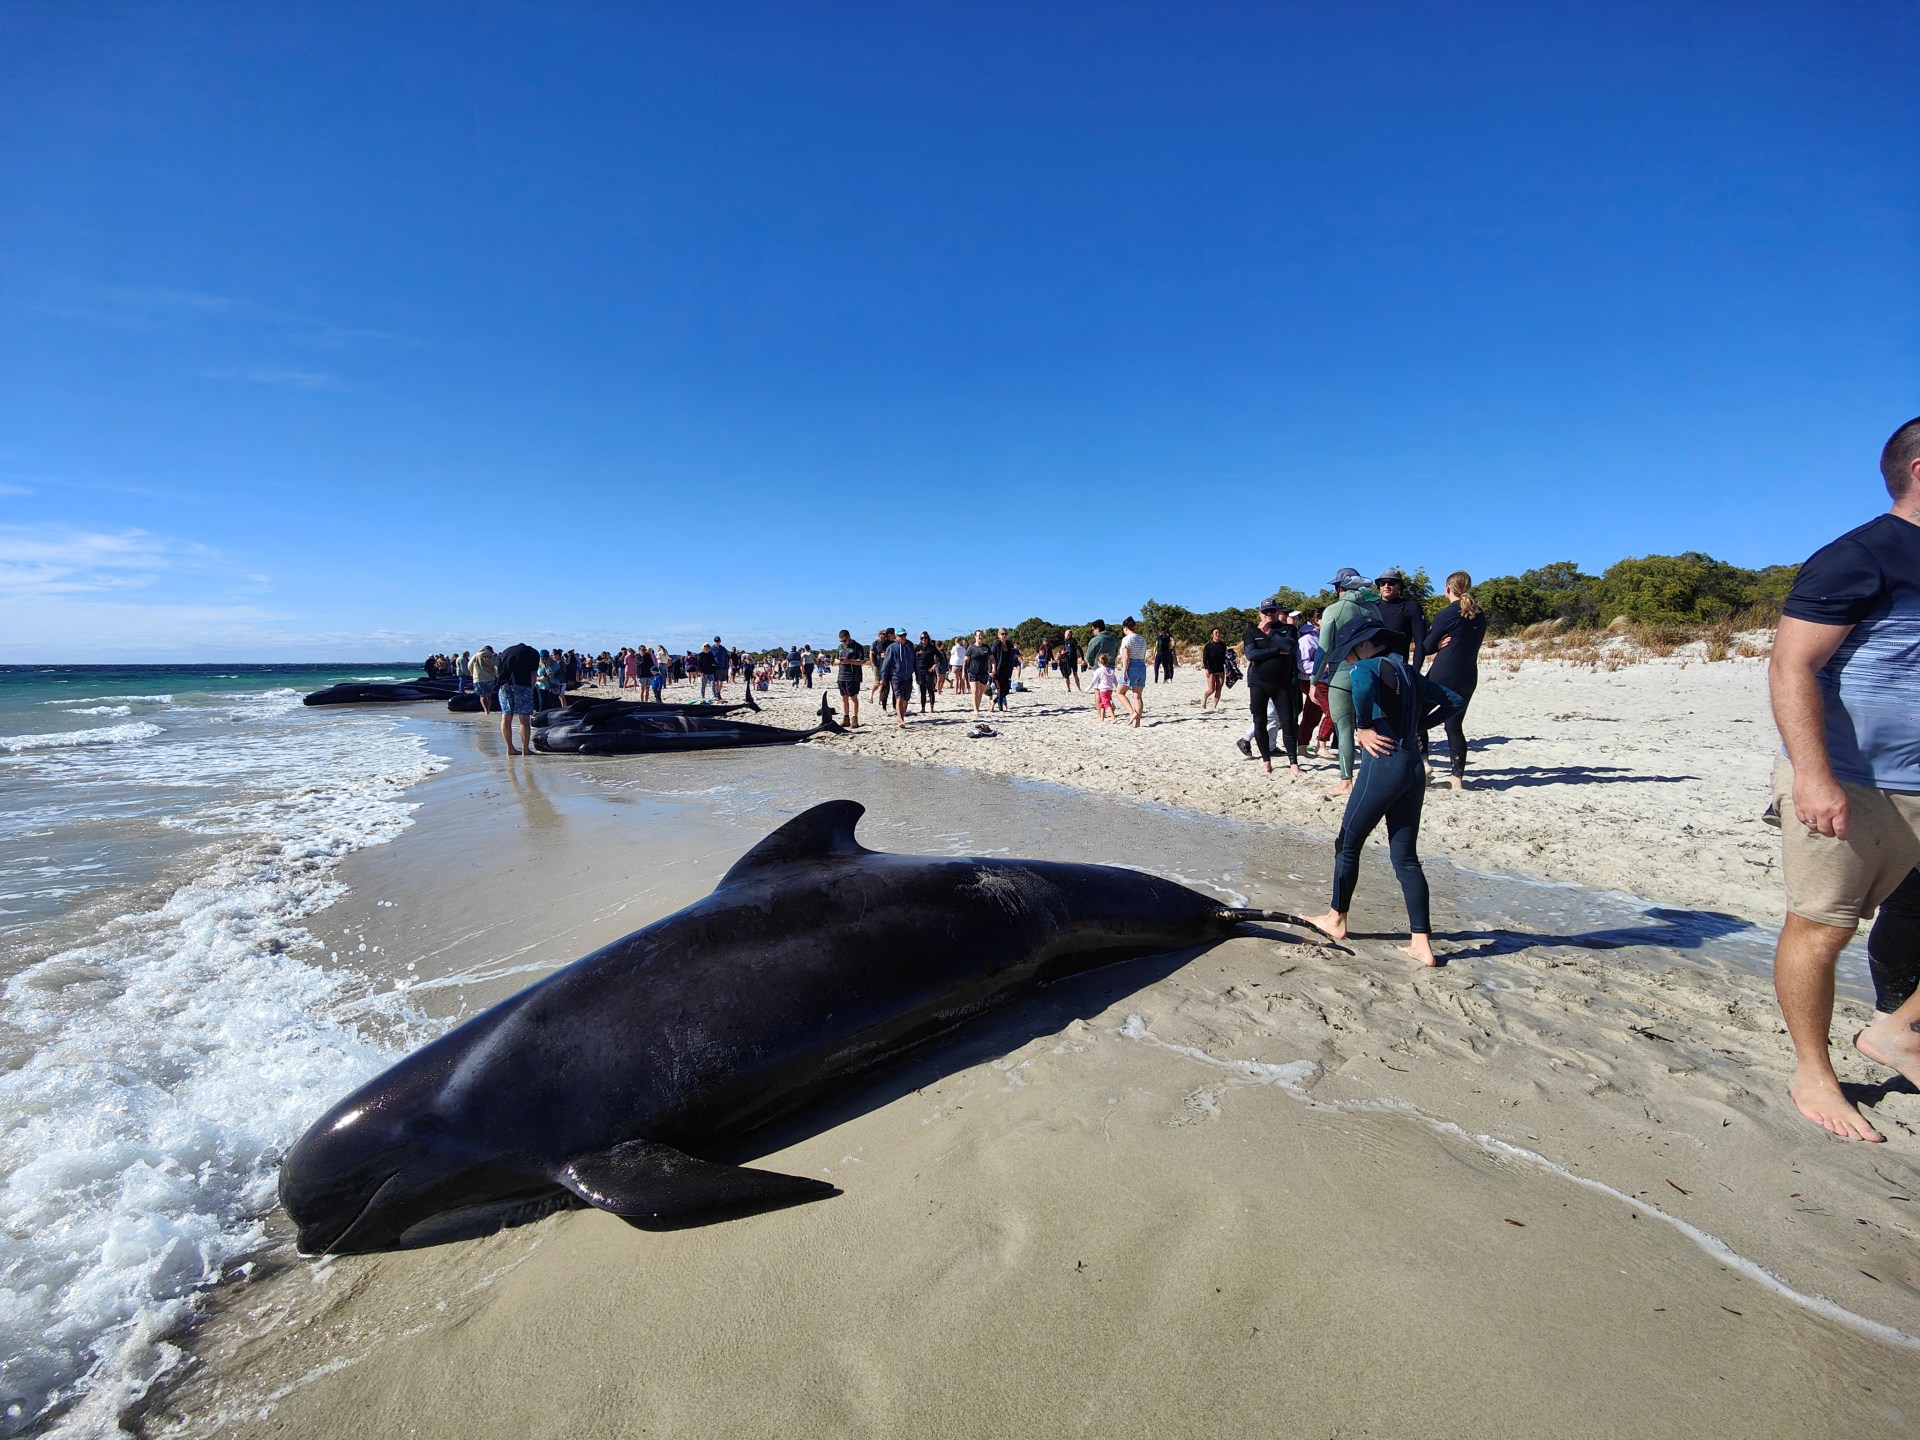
[1421,601,1487,779]
[1154,633,1175,683]
[915,641,940,709]
[1241,623,1301,766]
[1376,596,1430,665]
[1870,868,1920,1013]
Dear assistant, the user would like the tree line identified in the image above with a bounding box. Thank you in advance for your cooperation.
[975,552,1798,652]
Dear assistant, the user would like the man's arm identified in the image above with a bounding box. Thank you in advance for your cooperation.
[1770,616,1854,838]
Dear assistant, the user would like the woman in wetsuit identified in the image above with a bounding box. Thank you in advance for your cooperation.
[1420,571,1487,792]
[1309,618,1461,967]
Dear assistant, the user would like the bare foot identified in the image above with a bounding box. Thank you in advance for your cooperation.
[1788,1069,1884,1141]
[1400,936,1439,966]
[1855,1017,1920,1096]
[1447,777,1464,792]
[1307,910,1347,941]
[1261,761,1272,774]
[507,748,522,757]
[1289,765,1303,777]
[1324,781,1352,798]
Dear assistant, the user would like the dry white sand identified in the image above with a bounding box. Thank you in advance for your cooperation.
[145,675,1920,1440]
[734,646,1784,925]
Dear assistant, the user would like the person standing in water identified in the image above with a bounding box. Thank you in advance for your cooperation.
[1308,618,1458,966]
[1420,572,1486,790]
[495,640,542,758]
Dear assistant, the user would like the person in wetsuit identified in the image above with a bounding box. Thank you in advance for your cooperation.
[991,629,1019,711]
[1308,618,1462,966]
[1239,601,1303,776]
[1372,568,1429,665]
[1421,570,1488,790]
[1154,629,1176,684]
[1870,869,1920,1015]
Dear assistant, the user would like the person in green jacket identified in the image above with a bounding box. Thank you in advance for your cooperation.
[1313,568,1383,795]
[1082,619,1121,675]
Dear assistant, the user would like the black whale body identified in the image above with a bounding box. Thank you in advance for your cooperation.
[530,692,760,728]
[276,800,1323,1254]
[532,695,838,755]
[304,678,459,706]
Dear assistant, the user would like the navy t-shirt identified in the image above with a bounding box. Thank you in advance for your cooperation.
[1782,513,1920,791]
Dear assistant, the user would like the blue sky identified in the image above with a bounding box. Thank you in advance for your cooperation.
[2,1,1915,660]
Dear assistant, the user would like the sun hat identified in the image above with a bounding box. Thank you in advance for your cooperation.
[1330,567,1365,591]
[1375,567,1406,585]
[1334,617,1408,661]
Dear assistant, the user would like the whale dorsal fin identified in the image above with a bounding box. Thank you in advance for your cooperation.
[559,1139,838,1226]
[720,800,868,885]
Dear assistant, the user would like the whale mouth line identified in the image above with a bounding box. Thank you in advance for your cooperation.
[297,1170,401,1255]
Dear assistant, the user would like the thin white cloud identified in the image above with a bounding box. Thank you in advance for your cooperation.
[0,524,226,598]
[0,482,32,497]
[201,367,349,392]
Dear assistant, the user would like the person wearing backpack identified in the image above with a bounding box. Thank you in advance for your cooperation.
[1308,617,1462,966]
[1236,599,1303,776]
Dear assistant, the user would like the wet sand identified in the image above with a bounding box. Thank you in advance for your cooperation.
[145,706,1920,1438]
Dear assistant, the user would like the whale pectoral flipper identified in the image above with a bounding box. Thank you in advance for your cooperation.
[558,1139,839,1226]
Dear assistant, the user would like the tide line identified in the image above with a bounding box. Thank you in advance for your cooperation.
[1114,1014,1920,1353]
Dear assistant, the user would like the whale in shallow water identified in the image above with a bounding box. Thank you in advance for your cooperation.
[531,694,840,754]
[304,678,459,706]
[277,800,1327,1253]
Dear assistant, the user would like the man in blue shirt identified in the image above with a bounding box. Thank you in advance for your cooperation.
[1770,415,1920,1142]
[709,638,731,702]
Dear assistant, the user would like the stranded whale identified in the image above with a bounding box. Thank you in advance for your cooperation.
[531,694,842,755]
[304,677,460,706]
[278,800,1328,1253]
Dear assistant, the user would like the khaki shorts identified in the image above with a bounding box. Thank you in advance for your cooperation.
[1773,757,1920,928]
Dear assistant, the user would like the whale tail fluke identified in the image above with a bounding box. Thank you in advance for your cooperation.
[559,1138,838,1229]
[743,687,760,712]
[1218,908,1339,944]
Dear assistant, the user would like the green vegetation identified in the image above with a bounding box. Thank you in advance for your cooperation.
[1471,553,1796,632]
[942,553,1793,648]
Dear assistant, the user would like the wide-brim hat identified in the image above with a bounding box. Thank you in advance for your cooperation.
[1330,566,1365,591]
[1335,618,1408,661]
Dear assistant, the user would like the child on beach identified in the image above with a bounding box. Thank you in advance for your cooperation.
[1091,658,1119,720]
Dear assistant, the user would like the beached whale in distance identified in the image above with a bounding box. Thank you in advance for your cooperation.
[278,800,1330,1254]
[531,694,840,754]
[304,677,460,706]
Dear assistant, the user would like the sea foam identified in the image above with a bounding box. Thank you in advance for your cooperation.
[0,723,163,755]
[0,704,444,1436]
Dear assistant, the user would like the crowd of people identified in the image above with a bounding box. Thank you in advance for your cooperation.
[414,417,1920,1143]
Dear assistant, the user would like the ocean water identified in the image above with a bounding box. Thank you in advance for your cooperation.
[0,666,446,1437]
